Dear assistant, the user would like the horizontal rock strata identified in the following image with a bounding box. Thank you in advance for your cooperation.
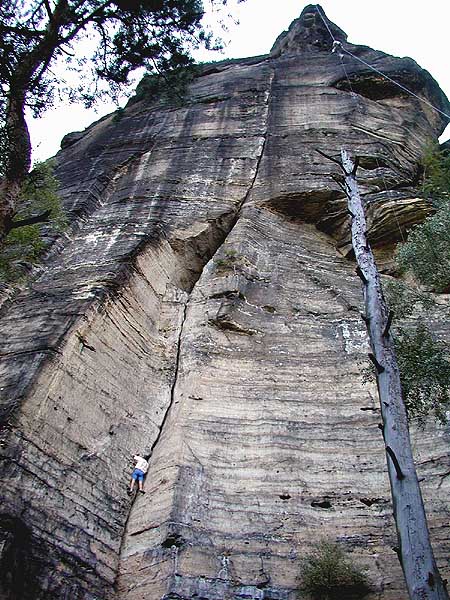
[1,4,449,599]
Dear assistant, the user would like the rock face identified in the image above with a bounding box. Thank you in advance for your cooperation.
[1,5,449,599]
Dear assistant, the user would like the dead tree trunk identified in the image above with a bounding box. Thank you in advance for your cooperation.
[340,148,448,600]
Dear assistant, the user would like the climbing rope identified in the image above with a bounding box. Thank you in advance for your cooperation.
[336,42,450,121]
[330,44,407,242]
[315,5,448,243]
[315,5,450,120]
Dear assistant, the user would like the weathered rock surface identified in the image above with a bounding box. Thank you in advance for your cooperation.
[1,4,449,599]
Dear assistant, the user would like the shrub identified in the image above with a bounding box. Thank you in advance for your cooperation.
[0,160,66,283]
[127,64,199,107]
[383,142,450,424]
[395,205,450,292]
[421,143,450,208]
[394,324,450,426]
[395,144,450,292]
[362,281,450,427]
[298,541,370,600]
[383,279,433,320]
[112,106,125,123]
[214,249,239,271]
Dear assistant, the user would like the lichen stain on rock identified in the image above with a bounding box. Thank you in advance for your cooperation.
[336,320,369,354]
[0,4,449,600]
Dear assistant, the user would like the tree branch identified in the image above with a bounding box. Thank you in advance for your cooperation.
[386,446,405,480]
[0,25,46,37]
[383,310,394,338]
[58,0,115,45]
[43,0,54,22]
[356,266,368,284]
[9,209,51,230]
[315,148,346,172]
[368,352,385,374]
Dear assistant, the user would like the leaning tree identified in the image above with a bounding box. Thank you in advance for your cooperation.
[0,0,233,241]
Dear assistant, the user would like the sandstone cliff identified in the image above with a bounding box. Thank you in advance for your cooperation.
[1,5,449,599]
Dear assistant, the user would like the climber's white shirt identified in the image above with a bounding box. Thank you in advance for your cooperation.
[133,455,149,473]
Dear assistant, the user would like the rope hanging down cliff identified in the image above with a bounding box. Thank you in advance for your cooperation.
[315,5,450,121]
[327,32,407,243]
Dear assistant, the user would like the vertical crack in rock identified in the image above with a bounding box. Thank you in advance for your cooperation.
[231,65,275,229]
[149,301,186,459]
[115,69,276,595]
[148,62,276,453]
[116,298,189,572]
[142,59,276,458]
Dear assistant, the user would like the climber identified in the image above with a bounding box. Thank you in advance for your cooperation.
[128,454,149,495]
[331,40,344,59]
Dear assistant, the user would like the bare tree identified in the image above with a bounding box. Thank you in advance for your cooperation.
[334,148,448,600]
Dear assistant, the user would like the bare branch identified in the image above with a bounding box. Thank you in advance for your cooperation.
[356,266,368,284]
[315,148,345,172]
[43,0,54,22]
[368,352,385,374]
[386,446,405,480]
[383,310,394,338]
[360,313,370,325]
[9,209,51,231]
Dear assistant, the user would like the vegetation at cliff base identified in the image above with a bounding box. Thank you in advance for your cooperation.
[298,541,370,600]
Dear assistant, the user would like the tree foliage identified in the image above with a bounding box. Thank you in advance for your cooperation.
[126,63,199,106]
[421,143,450,208]
[0,161,65,283]
[394,324,450,426]
[395,145,450,292]
[0,0,236,239]
[383,279,450,426]
[396,207,450,292]
[384,145,450,426]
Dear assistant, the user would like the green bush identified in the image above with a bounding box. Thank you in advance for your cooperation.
[395,205,450,292]
[127,64,199,107]
[384,144,450,426]
[421,143,450,208]
[383,279,434,320]
[214,249,239,271]
[0,160,66,283]
[395,144,450,292]
[112,106,125,123]
[298,541,370,600]
[394,324,450,426]
[374,280,450,427]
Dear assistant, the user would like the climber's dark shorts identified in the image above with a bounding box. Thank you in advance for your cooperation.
[131,469,145,481]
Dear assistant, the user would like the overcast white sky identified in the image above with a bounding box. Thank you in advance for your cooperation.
[29,0,450,162]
